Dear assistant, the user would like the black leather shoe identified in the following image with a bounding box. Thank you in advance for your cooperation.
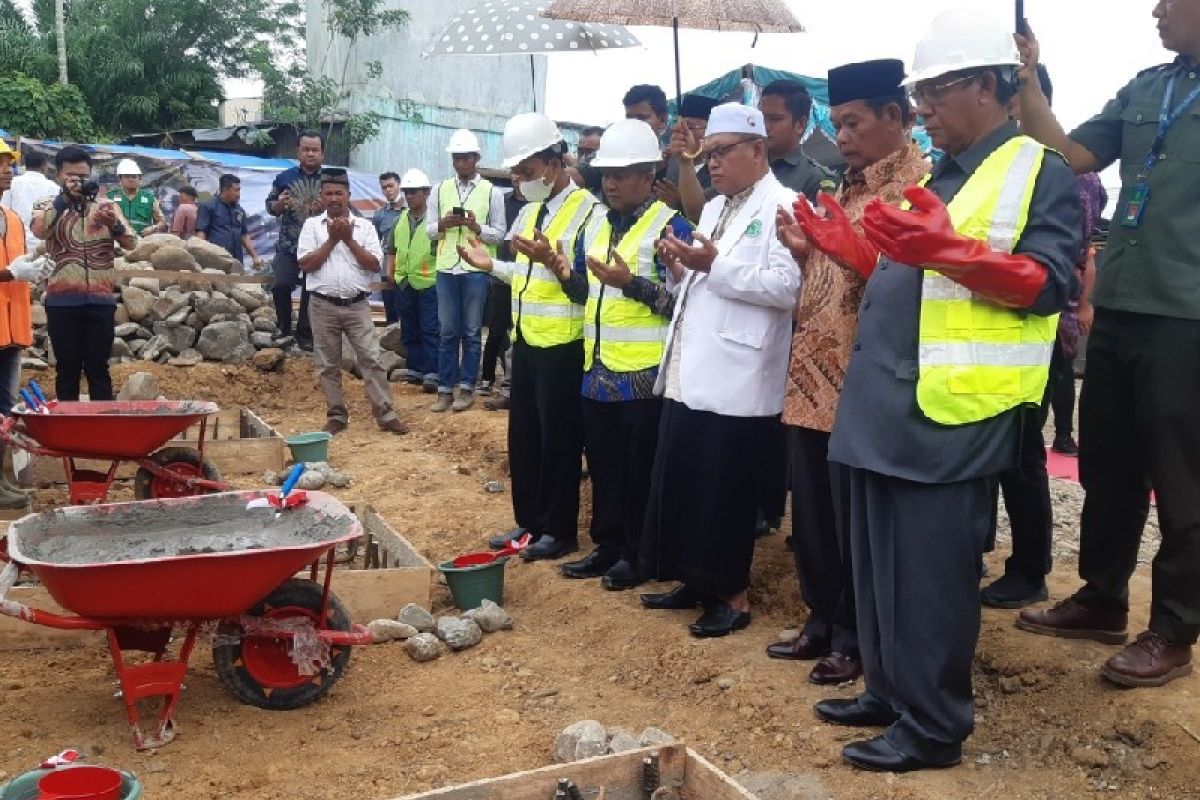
[814,698,898,728]
[520,535,578,561]
[560,549,618,579]
[688,602,751,637]
[487,527,529,551]
[841,736,960,772]
[809,652,863,685]
[766,632,831,661]
[980,573,1049,609]
[601,559,645,591]
[641,584,709,610]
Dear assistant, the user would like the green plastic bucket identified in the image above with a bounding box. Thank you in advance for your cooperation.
[285,431,332,463]
[438,557,509,610]
[1,767,142,800]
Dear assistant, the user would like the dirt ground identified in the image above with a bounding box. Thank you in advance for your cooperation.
[1,360,1198,800]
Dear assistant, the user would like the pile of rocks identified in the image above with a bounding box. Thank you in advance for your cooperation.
[366,601,514,663]
[554,721,676,762]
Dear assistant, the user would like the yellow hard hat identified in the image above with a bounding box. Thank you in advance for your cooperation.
[0,141,21,163]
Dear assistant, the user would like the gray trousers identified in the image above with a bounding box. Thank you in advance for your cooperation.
[309,295,397,425]
[847,467,991,765]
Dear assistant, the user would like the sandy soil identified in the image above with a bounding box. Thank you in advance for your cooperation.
[1,360,1197,800]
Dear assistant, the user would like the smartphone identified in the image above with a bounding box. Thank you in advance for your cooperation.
[1015,0,1026,35]
[451,206,466,217]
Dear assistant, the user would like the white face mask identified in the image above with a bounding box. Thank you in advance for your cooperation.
[519,172,553,203]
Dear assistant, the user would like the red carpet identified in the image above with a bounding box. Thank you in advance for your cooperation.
[1045,448,1080,483]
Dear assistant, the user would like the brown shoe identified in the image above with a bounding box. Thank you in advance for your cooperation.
[766,632,831,661]
[1101,631,1194,688]
[379,418,408,435]
[1016,597,1128,645]
[809,652,862,685]
[322,419,348,436]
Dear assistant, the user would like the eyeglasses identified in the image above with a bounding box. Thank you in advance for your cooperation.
[908,74,978,108]
[702,137,757,164]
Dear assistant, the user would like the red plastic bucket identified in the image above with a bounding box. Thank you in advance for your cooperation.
[37,766,122,800]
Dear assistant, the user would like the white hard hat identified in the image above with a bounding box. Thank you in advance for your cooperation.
[590,119,662,169]
[501,113,563,169]
[445,128,482,155]
[903,9,1021,88]
[399,168,431,189]
[115,158,142,176]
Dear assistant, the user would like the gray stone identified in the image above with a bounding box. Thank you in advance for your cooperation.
[149,296,187,323]
[196,296,243,324]
[168,348,203,367]
[225,342,257,364]
[229,287,265,311]
[150,245,199,272]
[20,357,48,370]
[397,604,435,633]
[341,336,361,377]
[117,371,161,401]
[262,470,284,486]
[110,338,132,359]
[250,331,275,349]
[405,632,441,663]
[461,599,513,633]
[186,237,240,272]
[140,335,171,362]
[30,304,46,328]
[253,316,277,333]
[128,339,146,356]
[435,616,482,651]
[125,233,179,262]
[132,325,152,340]
[151,322,197,355]
[252,347,286,372]
[296,470,326,490]
[639,726,675,747]
[113,305,130,325]
[378,349,403,375]
[114,322,141,338]
[378,324,404,354]
[120,285,154,322]
[164,308,190,327]
[195,321,243,361]
[555,720,607,763]
[308,461,351,488]
[484,480,505,494]
[127,277,161,293]
[250,305,277,322]
[367,619,419,643]
[185,312,203,330]
[607,729,641,754]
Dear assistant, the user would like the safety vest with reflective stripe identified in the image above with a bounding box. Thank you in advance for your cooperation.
[512,188,599,348]
[435,178,496,272]
[0,208,31,348]
[583,201,675,373]
[392,211,436,290]
[916,135,1058,426]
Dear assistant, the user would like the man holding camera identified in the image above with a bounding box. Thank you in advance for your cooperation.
[32,146,135,402]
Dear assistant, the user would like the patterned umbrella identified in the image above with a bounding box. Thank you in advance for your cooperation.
[424,0,641,57]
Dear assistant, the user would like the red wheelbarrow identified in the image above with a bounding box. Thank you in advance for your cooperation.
[0,400,228,504]
[0,491,372,750]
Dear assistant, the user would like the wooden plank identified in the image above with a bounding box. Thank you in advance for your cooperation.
[680,750,760,800]
[391,745,689,800]
[334,568,431,622]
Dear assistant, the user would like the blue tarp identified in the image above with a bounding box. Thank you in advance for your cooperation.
[191,151,298,170]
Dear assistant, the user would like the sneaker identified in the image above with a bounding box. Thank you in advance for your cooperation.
[1051,435,1079,456]
[379,418,409,435]
[477,381,493,397]
[451,391,475,413]
[430,393,453,413]
[272,334,295,347]
[322,419,348,436]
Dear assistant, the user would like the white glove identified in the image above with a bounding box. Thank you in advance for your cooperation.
[8,255,52,283]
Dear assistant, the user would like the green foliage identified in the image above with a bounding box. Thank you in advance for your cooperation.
[0,70,94,139]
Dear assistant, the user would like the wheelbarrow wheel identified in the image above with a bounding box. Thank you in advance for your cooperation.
[212,579,353,710]
[133,447,221,500]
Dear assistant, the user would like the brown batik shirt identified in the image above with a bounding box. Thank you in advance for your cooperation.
[782,140,929,432]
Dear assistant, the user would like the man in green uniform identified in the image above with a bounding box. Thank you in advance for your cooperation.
[107,159,165,235]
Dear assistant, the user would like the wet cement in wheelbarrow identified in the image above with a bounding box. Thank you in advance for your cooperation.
[16,494,354,565]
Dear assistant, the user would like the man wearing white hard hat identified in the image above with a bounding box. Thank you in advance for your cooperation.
[459,112,601,563]
[641,103,800,638]
[551,119,692,590]
[388,169,439,389]
[808,10,1080,772]
[426,128,506,413]
[107,158,164,235]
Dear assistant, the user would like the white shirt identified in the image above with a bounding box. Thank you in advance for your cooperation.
[425,174,506,274]
[297,212,384,298]
[2,171,59,243]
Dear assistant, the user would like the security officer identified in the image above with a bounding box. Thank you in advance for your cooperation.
[108,159,165,235]
[554,119,692,589]
[1015,1,1200,688]
[804,10,1080,771]
[458,114,600,562]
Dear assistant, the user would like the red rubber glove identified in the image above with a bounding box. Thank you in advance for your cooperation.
[793,193,879,279]
[862,186,1048,309]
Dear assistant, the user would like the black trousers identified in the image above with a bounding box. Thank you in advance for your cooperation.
[990,403,1053,580]
[509,338,583,543]
[46,304,115,401]
[758,417,788,522]
[1076,309,1200,646]
[1047,339,1076,440]
[481,281,512,384]
[583,397,661,563]
[271,251,312,344]
[789,426,857,656]
[848,467,991,764]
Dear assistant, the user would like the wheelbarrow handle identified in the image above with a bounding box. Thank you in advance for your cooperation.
[0,562,107,630]
[0,415,39,455]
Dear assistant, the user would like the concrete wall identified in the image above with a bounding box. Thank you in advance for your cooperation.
[307,0,547,180]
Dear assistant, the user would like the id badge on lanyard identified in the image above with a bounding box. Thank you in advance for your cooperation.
[1123,70,1200,229]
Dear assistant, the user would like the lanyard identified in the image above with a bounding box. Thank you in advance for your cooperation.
[1142,68,1200,175]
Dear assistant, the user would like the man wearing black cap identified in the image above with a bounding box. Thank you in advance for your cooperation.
[298,168,408,437]
[671,93,720,221]
[773,59,930,686]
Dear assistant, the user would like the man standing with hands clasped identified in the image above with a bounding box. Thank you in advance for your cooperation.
[297,168,407,437]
